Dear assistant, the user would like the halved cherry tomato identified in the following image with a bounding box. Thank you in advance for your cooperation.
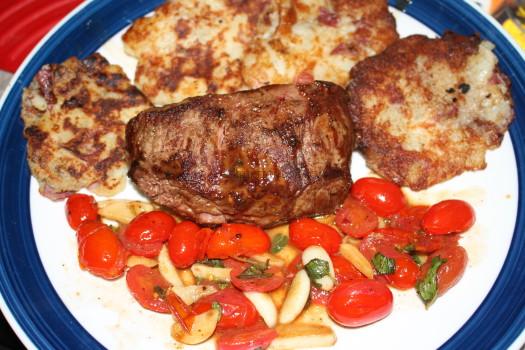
[65,193,98,230]
[335,196,378,238]
[78,226,127,279]
[126,264,171,313]
[122,211,175,257]
[206,224,270,259]
[351,177,406,217]
[389,205,429,232]
[289,218,342,254]
[217,320,277,350]
[193,288,258,330]
[331,254,366,283]
[422,200,475,235]
[420,245,468,295]
[167,221,201,268]
[76,220,106,243]
[225,259,284,292]
[327,279,393,327]
[384,255,420,290]
[285,254,303,280]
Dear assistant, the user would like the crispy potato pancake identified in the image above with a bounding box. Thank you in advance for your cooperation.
[241,0,398,88]
[347,32,515,190]
[21,53,151,199]
[122,0,279,105]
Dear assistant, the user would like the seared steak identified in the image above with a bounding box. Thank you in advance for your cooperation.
[127,81,354,227]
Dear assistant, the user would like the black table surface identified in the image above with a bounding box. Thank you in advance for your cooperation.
[0,312,24,349]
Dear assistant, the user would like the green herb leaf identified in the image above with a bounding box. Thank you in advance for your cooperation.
[199,258,225,268]
[412,254,423,265]
[270,234,289,253]
[237,262,272,280]
[305,258,330,280]
[416,256,447,307]
[400,244,415,254]
[372,253,396,275]
[212,301,221,312]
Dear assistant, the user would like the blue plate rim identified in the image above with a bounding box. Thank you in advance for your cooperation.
[0,0,524,349]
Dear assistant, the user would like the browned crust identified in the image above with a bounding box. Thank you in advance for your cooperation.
[347,32,515,190]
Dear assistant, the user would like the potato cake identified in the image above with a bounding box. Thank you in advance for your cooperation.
[347,32,515,190]
[122,0,279,105]
[21,53,151,199]
[241,0,398,88]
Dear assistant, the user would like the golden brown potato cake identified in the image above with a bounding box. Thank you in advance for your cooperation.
[21,53,151,199]
[347,32,515,190]
[122,0,279,105]
[241,0,398,88]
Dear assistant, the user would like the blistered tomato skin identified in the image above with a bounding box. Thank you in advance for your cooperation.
[385,255,420,290]
[206,224,270,259]
[78,226,127,279]
[327,280,393,327]
[351,177,406,217]
[335,196,378,238]
[192,288,258,330]
[122,210,175,257]
[66,193,98,230]
[421,245,468,295]
[422,200,475,235]
[289,218,342,254]
[167,221,201,268]
[126,264,171,313]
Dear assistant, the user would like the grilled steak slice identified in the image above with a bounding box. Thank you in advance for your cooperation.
[127,81,354,227]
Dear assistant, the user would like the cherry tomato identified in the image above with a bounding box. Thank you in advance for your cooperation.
[385,255,420,290]
[335,196,378,238]
[389,205,429,232]
[351,177,406,217]
[285,254,303,280]
[167,221,201,268]
[327,279,393,327]
[331,255,365,283]
[65,193,98,230]
[414,233,460,253]
[126,265,171,313]
[289,218,342,254]
[76,220,106,243]
[422,200,475,235]
[78,225,127,279]
[217,320,277,350]
[359,228,416,261]
[206,224,270,259]
[225,259,284,292]
[122,211,175,257]
[421,245,468,295]
[193,288,258,330]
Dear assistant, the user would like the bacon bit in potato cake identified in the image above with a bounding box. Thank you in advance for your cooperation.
[21,53,151,200]
[122,0,280,105]
[241,0,398,88]
[347,32,515,190]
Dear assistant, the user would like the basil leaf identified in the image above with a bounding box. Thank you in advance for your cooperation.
[416,256,447,307]
[372,253,396,275]
[305,258,330,280]
[401,244,415,254]
[270,234,289,253]
[199,258,225,268]
[412,254,423,265]
[237,262,272,280]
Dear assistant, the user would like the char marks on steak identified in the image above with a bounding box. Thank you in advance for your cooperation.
[127,81,354,227]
